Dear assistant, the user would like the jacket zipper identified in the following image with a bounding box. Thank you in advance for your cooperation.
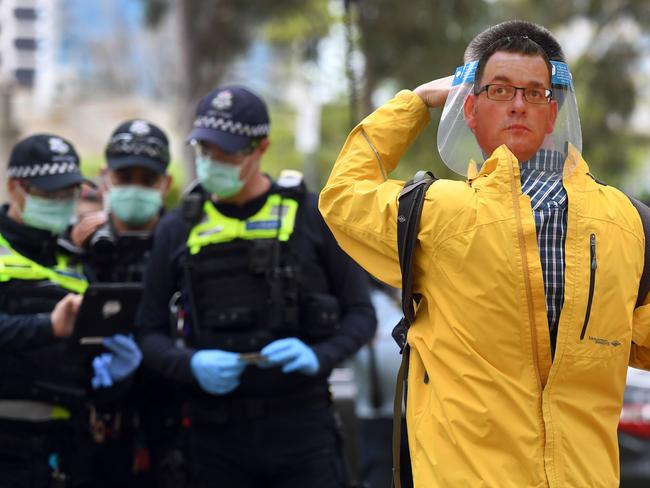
[579,234,597,340]
[508,155,550,487]
[510,162,550,486]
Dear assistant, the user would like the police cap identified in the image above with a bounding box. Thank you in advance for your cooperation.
[7,134,83,191]
[105,119,170,174]
[186,85,270,154]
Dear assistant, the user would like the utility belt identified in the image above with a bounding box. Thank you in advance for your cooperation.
[187,387,332,426]
[0,416,76,456]
[0,400,71,423]
[0,431,49,458]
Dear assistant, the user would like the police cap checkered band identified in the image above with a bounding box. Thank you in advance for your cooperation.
[192,116,269,138]
[105,119,170,173]
[186,85,270,154]
[106,134,170,163]
[7,133,83,191]
[7,161,80,179]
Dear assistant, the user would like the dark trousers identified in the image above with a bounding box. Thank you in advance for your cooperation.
[190,407,347,488]
[358,418,412,488]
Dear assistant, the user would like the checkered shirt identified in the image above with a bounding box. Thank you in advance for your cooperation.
[520,150,567,351]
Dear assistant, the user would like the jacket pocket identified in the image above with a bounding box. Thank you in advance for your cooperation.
[579,234,597,340]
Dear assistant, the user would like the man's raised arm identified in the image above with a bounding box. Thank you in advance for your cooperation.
[318,81,450,287]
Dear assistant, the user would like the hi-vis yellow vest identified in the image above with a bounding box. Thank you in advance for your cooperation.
[0,233,87,294]
[186,193,299,255]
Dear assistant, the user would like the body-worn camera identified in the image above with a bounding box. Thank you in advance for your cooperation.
[87,223,153,269]
[87,223,117,264]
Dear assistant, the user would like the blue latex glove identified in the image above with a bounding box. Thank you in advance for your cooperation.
[103,334,143,381]
[90,334,143,390]
[260,337,319,375]
[91,353,113,389]
[190,350,246,395]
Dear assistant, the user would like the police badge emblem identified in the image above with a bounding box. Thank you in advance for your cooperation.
[129,120,151,136]
[48,137,70,155]
[211,90,233,111]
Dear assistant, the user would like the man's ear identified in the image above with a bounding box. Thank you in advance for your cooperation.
[160,174,173,199]
[7,179,25,221]
[256,138,270,156]
[99,167,110,191]
[7,179,17,198]
[464,94,478,130]
[546,100,559,134]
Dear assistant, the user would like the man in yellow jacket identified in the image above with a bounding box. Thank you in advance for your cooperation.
[319,20,650,488]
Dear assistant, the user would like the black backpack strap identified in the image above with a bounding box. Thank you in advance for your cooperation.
[626,196,650,307]
[391,170,437,350]
[391,170,436,488]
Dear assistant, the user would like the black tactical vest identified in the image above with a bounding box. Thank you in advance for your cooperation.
[184,189,339,352]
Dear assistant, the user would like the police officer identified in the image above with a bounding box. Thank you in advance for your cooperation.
[67,120,183,487]
[70,119,172,282]
[0,134,142,487]
[136,85,376,488]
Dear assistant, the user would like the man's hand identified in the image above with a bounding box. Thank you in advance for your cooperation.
[260,337,320,375]
[90,334,143,389]
[50,293,82,338]
[413,75,454,109]
[70,211,108,247]
[190,350,247,395]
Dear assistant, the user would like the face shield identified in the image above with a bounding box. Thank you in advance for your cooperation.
[437,59,582,178]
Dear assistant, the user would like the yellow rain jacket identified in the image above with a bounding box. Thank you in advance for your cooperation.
[319,90,650,487]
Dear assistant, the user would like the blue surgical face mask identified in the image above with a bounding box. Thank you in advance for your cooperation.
[195,154,245,199]
[109,185,162,226]
[22,194,75,235]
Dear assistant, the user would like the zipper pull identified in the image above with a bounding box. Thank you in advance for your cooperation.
[590,234,597,270]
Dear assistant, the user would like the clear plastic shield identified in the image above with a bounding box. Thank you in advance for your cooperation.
[437,60,581,177]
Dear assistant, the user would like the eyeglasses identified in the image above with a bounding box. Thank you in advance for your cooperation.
[475,84,553,104]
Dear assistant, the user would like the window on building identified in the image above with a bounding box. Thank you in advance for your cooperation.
[14,38,37,50]
[15,68,35,86]
[14,8,37,20]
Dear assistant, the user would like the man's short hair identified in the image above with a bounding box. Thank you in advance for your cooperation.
[465,20,565,87]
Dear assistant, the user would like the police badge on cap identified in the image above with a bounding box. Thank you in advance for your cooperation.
[187,85,270,154]
[7,134,83,191]
[105,119,170,174]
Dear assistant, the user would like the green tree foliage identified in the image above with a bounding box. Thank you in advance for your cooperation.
[354,0,493,180]
[142,0,306,103]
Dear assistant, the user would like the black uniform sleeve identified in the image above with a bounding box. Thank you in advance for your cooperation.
[303,194,377,374]
[135,211,196,384]
[0,312,56,351]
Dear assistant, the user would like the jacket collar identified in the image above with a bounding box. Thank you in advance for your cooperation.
[470,143,595,194]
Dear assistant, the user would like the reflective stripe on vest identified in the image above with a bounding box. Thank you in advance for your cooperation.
[0,233,88,294]
[0,400,71,422]
[187,194,299,255]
